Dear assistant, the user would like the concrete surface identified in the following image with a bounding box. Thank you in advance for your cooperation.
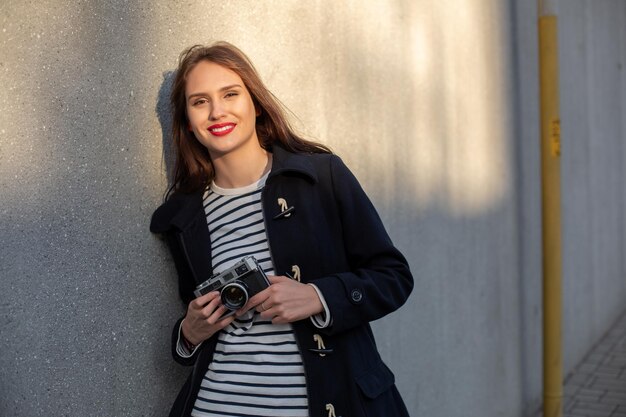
[0,1,625,416]
[559,0,626,376]
[561,310,626,417]
[532,309,626,417]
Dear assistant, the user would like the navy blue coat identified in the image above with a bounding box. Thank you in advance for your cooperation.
[150,145,414,417]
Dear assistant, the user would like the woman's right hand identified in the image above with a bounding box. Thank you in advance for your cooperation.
[181,291,235,346]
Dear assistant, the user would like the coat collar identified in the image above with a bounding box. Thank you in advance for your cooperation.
[150,144,318,233]
[268,144,319,184]
[150,188,204,233]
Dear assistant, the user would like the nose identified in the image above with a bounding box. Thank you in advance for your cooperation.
[209,100,226,121]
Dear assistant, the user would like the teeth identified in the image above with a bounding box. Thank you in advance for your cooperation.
[211,125,233,133]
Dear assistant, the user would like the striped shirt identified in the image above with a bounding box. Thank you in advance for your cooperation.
[191,172,309,417]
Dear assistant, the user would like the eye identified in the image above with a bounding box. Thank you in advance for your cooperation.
[192,98,208,106]
[224,91,239,99]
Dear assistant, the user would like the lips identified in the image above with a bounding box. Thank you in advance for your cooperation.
[208,123,236,137]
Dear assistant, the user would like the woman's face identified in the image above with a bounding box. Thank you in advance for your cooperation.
[185,60,259,159]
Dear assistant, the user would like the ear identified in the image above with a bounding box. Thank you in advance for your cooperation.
[254,103,261,117]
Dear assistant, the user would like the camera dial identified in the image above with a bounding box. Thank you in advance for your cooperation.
[221,281,249,310]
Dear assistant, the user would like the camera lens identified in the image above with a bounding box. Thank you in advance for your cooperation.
[221,282,249,310]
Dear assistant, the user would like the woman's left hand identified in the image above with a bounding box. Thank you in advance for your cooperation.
[237,275,324,324]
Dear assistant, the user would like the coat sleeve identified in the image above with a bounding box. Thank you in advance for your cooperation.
[163,231,199,306]
[151,204,202,365]
[310,155,414,336]
[152,231,200,365]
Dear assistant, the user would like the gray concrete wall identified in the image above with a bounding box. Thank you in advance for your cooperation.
[559,0,626,374]
[1,1,624,416]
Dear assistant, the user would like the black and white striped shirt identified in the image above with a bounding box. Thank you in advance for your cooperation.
[191,172,309,417]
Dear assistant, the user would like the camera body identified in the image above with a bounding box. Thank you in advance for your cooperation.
[194,256,270,314]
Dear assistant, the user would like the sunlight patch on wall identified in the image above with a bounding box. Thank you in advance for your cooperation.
[137,0,512,218]
[443,1,510,216]
[409,0,511,217]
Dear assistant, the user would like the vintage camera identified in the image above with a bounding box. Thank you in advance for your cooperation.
[194,256,270,315]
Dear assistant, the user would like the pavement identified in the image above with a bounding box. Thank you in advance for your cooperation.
[548,309,626,417]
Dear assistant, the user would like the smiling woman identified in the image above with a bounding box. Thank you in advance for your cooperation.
[166,43,331,197]
[185,61,261,168]
[150,42,413,417]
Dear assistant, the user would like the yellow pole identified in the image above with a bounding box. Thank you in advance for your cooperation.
[538,1,562,416]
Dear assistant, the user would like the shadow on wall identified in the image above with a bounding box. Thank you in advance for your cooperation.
[0,2,193,415]
[156,71,176,189]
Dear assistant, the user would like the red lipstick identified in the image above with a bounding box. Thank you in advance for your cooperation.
[208,122,236,137]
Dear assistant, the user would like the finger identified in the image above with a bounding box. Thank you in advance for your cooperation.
[191,291,219,309]
[260,309,275,320]
[207,305,229,323]
[267,275,290,284]
[235,298,263,317]
[245,287,272,311]
[200,295,224,318]
[216,312,237,328]
[257,304,271,319]
[256,301,270,314]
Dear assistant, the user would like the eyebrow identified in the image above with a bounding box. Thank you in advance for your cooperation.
[187,84,243,100]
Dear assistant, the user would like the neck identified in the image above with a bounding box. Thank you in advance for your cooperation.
[211,145,271,188]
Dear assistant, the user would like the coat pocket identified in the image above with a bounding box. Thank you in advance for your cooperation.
[355,360,395,399]
[355,361,410,417]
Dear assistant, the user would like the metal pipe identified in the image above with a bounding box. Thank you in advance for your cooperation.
[539,0,558,15]
[537,1,562,416]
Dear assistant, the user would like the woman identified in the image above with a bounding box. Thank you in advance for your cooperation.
[151,42,413,417]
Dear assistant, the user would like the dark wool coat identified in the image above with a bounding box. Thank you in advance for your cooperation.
[150,145,414,417]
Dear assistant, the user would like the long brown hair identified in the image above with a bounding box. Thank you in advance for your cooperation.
[167,41,331,197]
